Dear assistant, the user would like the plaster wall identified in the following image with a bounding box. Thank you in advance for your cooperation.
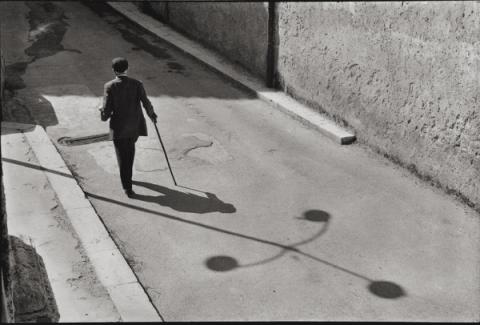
[144,2,269,79]
[138,2,168,23]
[276,1,480,210]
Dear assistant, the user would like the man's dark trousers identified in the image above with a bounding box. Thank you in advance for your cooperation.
[100,75,157,193]
[113,137,138,191]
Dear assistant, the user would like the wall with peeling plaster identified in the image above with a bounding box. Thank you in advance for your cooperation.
[275,2,480,210]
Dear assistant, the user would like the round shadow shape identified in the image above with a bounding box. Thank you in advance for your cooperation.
[368,281,406,299]
[205,255,239,272]
[303,210,331,222]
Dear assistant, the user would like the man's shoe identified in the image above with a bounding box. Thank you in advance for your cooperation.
[125,189,136,198]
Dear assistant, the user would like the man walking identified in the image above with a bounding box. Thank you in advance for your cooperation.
[100,57,157,197]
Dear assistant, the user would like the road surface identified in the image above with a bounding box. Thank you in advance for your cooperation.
[1,1,479,321]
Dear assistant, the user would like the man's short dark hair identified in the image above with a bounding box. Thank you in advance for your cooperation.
[112,57,128,73]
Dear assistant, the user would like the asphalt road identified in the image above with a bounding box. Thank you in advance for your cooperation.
[1,1,479,321]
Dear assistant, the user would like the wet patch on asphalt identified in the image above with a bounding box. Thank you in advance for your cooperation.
[5,2,80,92]
[83,1,173,61]
[176,135,213,157]
[82,1,194,77]
[3,2,80,125]
[175,133,233,165]
[25,2,81,60]
[167,61,186,73]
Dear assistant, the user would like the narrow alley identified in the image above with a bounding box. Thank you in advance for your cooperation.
[1,1,479,322]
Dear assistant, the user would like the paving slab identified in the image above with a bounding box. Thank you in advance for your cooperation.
[1,122,162,322]
[2,125,121,322]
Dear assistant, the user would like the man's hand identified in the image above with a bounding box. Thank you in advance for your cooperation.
[150,113,158,124]
[99,107,110,121]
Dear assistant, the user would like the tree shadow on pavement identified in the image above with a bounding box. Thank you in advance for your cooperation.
[131,180,236,214]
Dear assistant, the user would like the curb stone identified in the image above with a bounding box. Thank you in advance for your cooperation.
[106,2,356,145]
[1,122,163,322]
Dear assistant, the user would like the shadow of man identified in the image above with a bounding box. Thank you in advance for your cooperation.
[132,180,236,214]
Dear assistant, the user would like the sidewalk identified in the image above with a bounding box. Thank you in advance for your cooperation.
[1,1,479,321]
[1,122,161,322]
[106,2,356,145]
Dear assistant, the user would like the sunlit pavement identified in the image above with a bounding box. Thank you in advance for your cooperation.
[1,1,479,321]
[1,123,122,322]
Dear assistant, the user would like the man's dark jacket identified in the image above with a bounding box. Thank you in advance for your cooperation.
[100,75,155,139]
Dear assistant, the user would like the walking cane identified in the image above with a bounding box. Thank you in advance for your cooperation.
[153,121,177,186]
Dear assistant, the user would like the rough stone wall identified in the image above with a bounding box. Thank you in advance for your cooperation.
[1,180,14,322]
[1,38,14,322]
[1,48,4,108]
[9,236,59,322]
[275,2,480,210]
[143,2,269,79]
